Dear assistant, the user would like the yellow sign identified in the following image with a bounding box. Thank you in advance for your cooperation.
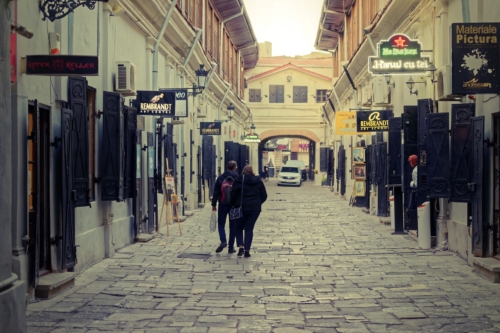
[334,111,360,136]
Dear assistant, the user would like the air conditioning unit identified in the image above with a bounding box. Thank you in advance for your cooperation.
[372,76,389,105]
[361,84,372,106]
[437,64,461,101]
[115,61,136,96]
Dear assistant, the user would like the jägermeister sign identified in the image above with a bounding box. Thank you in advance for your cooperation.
[368,34,430,75]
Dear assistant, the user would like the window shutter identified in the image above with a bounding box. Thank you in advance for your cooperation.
[277,85,284,103]
[68,76,89,207]
[269,85,277,103]
[123,105,137,199]
[249,89,255,102]
[256,89,261,102]
[101,92,124,201]
[293,86,300,103]
[301,86,308,103]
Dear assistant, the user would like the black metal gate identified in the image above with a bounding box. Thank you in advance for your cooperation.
[450,104,475,203]
[472,116,485,257]
[202,136,214,197]
[133,130,142,235]
[123,106,137,199]
[156,120,164,194]
[61,108,76,269]
[68,77,89,207]
[147,133,155,233]
[417,99,433,201]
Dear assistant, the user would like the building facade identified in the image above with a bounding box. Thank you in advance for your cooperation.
[2,1,258,327]
[244,47,333,184]
[316,0,500,274]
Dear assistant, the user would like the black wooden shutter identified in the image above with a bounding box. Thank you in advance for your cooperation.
[190,130,193,183]
[30,100,41,286]
[101,92,124,201]
[339,145,345,195]
[156,121,163,193]
[450,103,475,203]
[61,108,76,269]
[377,142,388,216]
[320,147,328,172]
[68,76,89,207]
[270,85,277,103]
[472,116,485,257]
[197,146,202,203]
[417,99,433,192]
[123,106,137,199]
[309,141,316,181]
[388,117,402,185]
[277,85,284,103]
[427,113,450,198]
[402,106,418,222]
[147,133,155,233]
[164,123,175,178]
[370,143,377,185]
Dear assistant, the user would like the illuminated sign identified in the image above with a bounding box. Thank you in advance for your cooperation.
[21,55,99,76]
[356,110,393,132]
[200,122,221,135]
[244,133,261,143]
[451,23,500,94]
[368,34,430,75]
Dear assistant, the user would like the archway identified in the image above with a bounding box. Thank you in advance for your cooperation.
[257,129,321,181]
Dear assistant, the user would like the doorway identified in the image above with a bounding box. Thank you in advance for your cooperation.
[28,101,51,287]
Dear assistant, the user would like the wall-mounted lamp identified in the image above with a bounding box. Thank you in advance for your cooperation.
[11,24,34,39]
[385,75,395,88]
[227,103,234,121]
[426,62,438,83]
[406,76,426,96]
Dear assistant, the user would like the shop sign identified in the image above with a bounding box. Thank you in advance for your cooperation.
[368,34,430,75]
[244,133,261,143]
[21,55,98,76]
[451,23,500,94]
[199,122,221,135]
[356,110,393,132]
[334,111,360,136]
[135,90,188,117]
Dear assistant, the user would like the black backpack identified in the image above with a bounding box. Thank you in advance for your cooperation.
[220,176,234,205]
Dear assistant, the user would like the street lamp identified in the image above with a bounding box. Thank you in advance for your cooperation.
[406,76,418,96]
[227,103,234,121]
[195,64,209,89]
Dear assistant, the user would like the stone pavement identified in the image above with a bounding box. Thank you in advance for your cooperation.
[27,180,500,333]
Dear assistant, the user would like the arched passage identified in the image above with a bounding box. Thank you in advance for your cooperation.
[257,129,321,181]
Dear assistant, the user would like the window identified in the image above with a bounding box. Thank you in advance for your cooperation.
[316,90,328,103]
[269,85,284,103]
[293,86,308,103]
[249,89,261,102]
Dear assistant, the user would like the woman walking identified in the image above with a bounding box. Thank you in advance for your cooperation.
[230,165,267,258]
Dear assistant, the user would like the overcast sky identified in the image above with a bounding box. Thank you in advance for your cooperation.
[244,0,325,57]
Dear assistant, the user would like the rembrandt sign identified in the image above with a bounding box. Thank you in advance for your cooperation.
[451,23,500,94]
[135,90,188,117]
[200,122,221,135]
[368,34,430,75]
[356,110,393,132]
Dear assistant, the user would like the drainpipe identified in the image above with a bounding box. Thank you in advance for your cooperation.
[201,62,218,100]
[152,0,178,90]
[461,0,470,23]
[218,83,232,175]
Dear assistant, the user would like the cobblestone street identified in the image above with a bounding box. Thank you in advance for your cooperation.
[27,180,500,333]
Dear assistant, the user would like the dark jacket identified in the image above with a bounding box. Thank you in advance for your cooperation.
[230,174,267,212]
[211,170,238,207]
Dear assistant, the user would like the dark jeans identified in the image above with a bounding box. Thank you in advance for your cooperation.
[235,210,261,251]
[218,203,236,248]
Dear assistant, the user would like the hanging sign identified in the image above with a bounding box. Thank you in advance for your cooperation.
[244,133,261,143]
[21,55,99,76]
[368,34,430,75]
[135,90,188,117]
[451,23,500,94]
[334,111,360,136]
[356,110,393,132]
[200,122,221,135]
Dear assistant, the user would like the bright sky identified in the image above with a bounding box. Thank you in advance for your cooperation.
[244,0,325,57]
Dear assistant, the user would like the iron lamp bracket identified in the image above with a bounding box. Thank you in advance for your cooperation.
[40,0,109,22]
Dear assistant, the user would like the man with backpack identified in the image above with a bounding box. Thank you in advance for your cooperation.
[212,160,238,253]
